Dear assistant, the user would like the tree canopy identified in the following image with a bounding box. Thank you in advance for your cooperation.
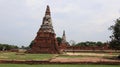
[0,43,18,51]
[75,41,104,47]
[56,37,62,46]
[109,18,120,50]
[29,40,34,48]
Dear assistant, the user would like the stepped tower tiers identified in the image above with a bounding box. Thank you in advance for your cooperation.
[29,5,60,54]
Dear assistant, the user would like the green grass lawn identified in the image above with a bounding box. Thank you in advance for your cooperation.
[0,51,119,60]
[0,64,119,67]
[0,52,55,60]
[0,52,119,67]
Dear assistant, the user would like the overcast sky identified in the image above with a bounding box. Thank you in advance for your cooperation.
[0,0,120,47]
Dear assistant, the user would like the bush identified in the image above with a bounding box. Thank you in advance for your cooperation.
[117,55,120,59]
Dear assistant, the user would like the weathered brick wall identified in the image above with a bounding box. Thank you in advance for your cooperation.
[28,32,60,54]
[0,60,120,65]
[61,44,110,50]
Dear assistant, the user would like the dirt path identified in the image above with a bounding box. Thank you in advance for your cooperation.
[50,57,120,63]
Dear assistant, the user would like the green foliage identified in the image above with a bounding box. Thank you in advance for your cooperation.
[0,43,18,51]
[29,40,34,48]
[109,40,120,50]
[56,37,62,45]
[21,46,30,49]
[75,41,104,46]
[0,52,55,60]
[109,18,120,50]
[96,41,103,46]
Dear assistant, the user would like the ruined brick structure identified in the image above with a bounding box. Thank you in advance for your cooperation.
[59,30,69,50]
[66,44,110,51]
[29,5,59,54]
[27,5,110,54]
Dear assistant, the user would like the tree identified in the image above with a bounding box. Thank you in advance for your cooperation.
[75,41,104,46]
[29,40,34,48]
[56,37,62,46]
[69,40,76,53]
[109,18,120,50]
[96,41,103,46]
[0,43,18,51]
[69,40,76,46]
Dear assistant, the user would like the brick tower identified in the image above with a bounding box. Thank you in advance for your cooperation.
[61,30,67,44]
[29,5,59,54]
[60,30,69,50]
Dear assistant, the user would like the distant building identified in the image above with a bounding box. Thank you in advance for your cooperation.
[60,30,70,51]
[28,5,59,54]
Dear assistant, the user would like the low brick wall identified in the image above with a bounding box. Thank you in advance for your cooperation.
[0,60,49,64]
[66,45,110,50]
[0,60,120,65]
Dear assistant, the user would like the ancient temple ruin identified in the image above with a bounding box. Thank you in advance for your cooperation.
[59,30,69,50]
[28,5,60,54]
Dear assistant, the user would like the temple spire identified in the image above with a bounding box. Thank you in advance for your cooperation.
[45,5,51,16]
[63,30,65,36]
[39,5,54,33]
[61,30,67,43]
[28,5,59,54]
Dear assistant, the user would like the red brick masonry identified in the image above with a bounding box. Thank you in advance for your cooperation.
[0,58,120,65]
